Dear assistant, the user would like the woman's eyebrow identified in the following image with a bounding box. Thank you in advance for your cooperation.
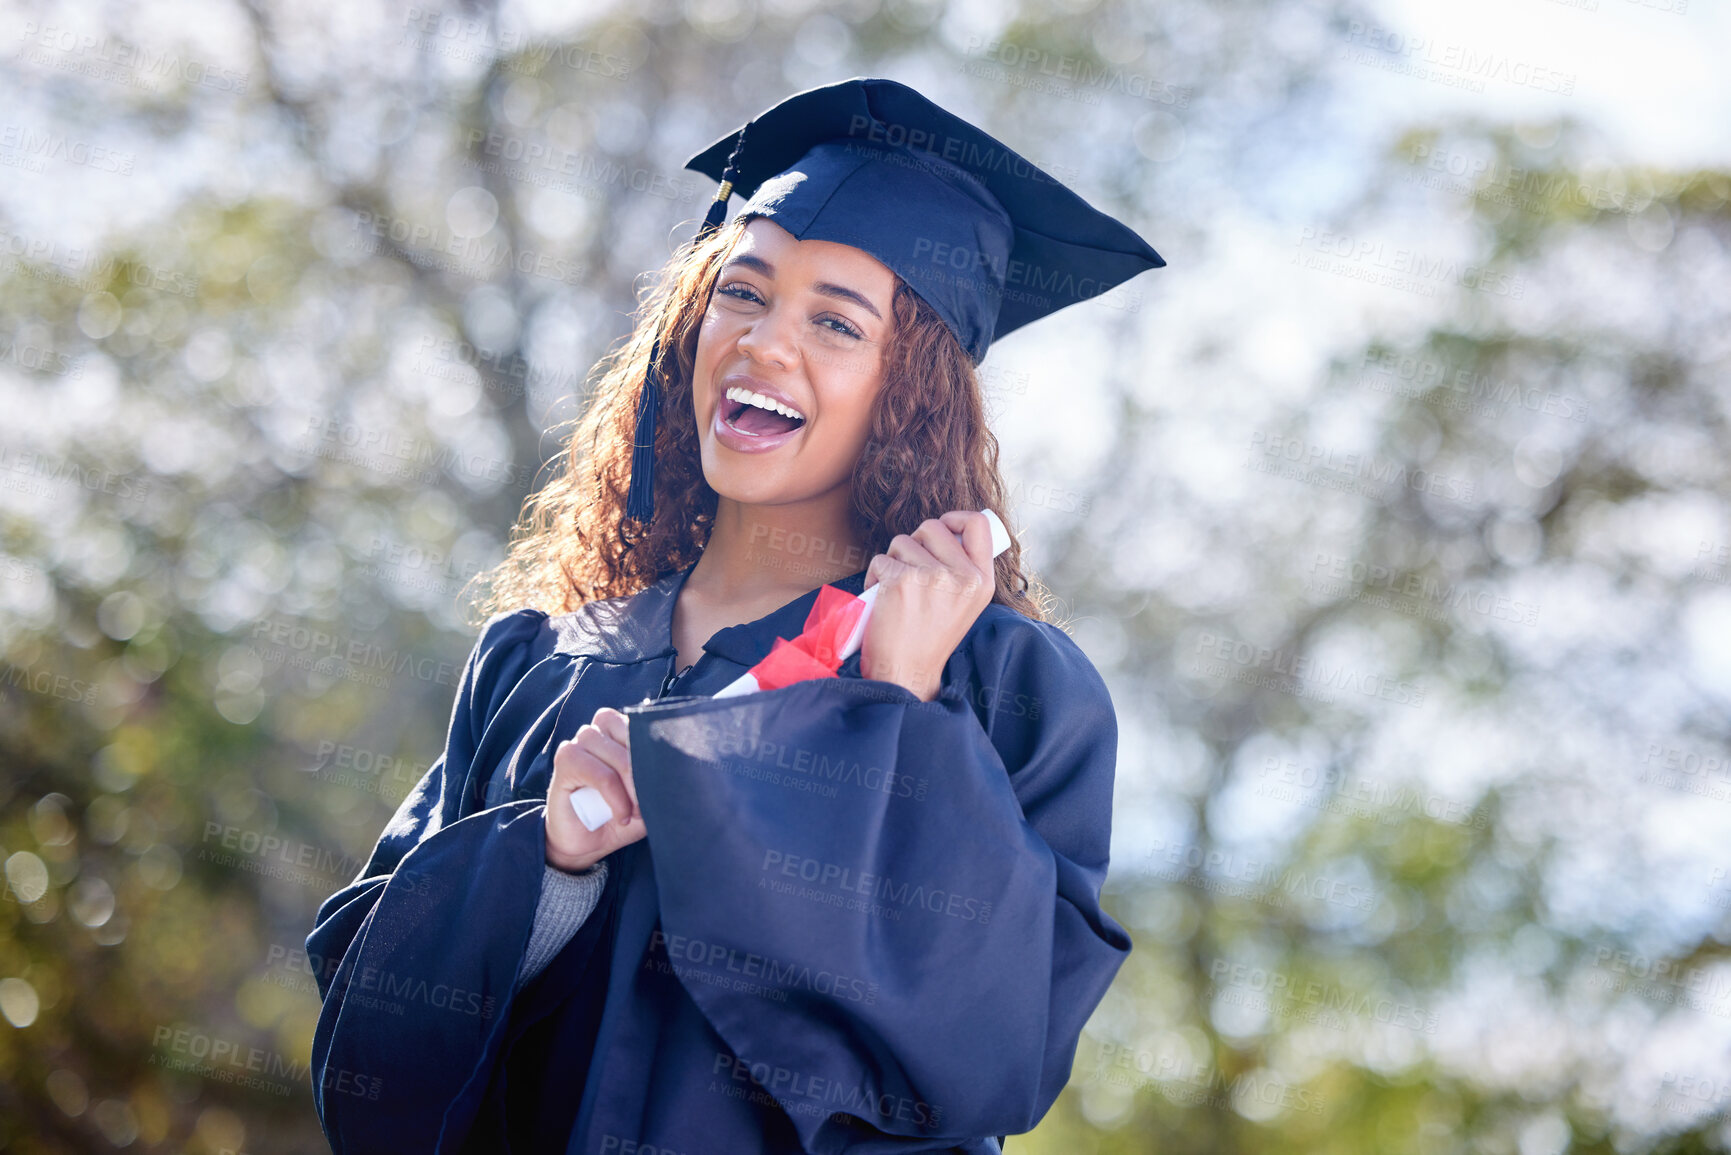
[720,254,883,321]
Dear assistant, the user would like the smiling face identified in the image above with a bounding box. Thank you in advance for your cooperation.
[691,216,897,509]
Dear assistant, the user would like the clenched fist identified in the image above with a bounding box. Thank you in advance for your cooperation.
[859,510,997,702]
[544,707,644,873]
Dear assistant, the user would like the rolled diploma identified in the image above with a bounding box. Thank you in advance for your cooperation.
[569,508,1013,831]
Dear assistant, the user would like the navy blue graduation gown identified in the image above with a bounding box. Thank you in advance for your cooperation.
[307,562,1131,1153]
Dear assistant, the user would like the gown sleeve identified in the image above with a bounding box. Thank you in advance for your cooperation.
[304,608,558,1154]
[627,608,1132,1150]
[516,859,610,984]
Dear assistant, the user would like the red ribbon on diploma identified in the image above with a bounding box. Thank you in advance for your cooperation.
[747,584,869,691]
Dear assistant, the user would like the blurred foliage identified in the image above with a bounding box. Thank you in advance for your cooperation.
[2,0,1729,1152]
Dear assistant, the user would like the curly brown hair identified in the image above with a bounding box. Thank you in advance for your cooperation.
[465,214,1054,629]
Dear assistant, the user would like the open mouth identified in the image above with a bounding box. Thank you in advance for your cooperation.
[721,386,807,437]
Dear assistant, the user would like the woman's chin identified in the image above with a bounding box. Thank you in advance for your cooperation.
[698,454,783,506]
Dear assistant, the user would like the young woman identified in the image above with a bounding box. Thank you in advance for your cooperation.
[307,77,1163,1153]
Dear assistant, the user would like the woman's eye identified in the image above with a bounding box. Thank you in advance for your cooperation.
[718,283,763,305]
[819,315,863,340]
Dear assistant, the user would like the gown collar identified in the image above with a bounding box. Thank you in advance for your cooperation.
[550,558,870,668]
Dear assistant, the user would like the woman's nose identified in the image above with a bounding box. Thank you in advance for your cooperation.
[735,303,799,369]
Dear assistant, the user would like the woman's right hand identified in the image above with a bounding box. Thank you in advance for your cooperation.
[544,707,643,872]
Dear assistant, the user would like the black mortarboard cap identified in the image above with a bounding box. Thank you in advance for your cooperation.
[624,76,1165,525]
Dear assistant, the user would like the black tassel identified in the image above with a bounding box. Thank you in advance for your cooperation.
[623,122,751,527]
[695,123,750,244]
[624,333,662,524]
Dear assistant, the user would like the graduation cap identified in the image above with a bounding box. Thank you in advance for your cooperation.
[625,76,1165,524]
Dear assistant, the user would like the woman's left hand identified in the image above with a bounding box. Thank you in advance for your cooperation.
[859,510,997,702]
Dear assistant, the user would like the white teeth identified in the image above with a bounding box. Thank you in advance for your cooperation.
[725,385,805,422]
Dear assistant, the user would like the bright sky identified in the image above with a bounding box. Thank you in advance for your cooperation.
[1364,0,1731,166]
